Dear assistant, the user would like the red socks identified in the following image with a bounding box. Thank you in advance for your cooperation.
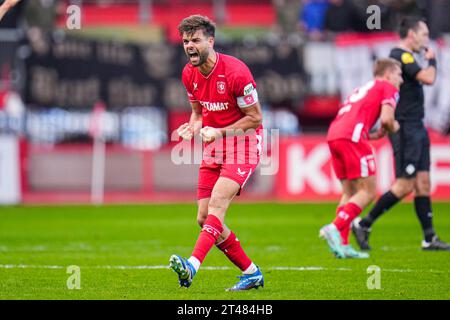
[192,214,223,263]
[192,215,253,272]
[336,205,350,245]
[333,202,362,235]
[216,231,252,272]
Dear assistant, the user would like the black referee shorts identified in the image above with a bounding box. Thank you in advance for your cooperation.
[388,121,430,178]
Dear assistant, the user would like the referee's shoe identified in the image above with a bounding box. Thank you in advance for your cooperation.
[422,236,450,251]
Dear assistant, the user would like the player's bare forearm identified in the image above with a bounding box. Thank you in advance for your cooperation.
[416,66,436,85]
[189,102,202,134]
[189,111,202,135]
[380,104,399,134]
[218,103,262,135]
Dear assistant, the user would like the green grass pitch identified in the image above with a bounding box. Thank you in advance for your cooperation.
[0,203,449,300]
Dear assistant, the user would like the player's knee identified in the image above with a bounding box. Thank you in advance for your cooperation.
[392,179,414,198]
[415,177,431,196]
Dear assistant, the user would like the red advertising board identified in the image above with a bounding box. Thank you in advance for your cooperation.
[276,131,450,201]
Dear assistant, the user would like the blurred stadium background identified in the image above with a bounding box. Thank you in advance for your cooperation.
[1,0,450,205]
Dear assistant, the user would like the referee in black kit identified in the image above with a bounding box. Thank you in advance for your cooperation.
[352,17,450,251]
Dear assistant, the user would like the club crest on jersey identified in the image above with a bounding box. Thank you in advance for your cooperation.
[217,81,226,94]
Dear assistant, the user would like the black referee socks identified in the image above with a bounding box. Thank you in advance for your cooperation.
[414,196,436,242]
[359,191,400,228]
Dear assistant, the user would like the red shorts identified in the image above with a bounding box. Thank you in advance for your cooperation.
[328,139,376,180]
[197,135,261,200]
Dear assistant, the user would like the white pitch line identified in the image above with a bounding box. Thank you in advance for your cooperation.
[0,264,446,273]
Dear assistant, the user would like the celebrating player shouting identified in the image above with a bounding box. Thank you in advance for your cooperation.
[169,15,264,291]
[319,58,403,258]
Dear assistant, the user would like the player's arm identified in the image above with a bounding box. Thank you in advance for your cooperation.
[177,102,202,141]
[0,0,21,22]
[200,102,263,142]
[188,101,203,134]
[220,102,263,134]
[369,104,399,140]
[380,104,399,134]
[415,47,437,85]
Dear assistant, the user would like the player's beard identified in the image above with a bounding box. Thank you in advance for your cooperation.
[187,49,208,67]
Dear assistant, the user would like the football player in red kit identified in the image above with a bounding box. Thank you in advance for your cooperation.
[169,15,264,291]
[319,58,403,259]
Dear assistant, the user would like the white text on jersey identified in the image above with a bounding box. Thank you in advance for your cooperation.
[199,101,229,111]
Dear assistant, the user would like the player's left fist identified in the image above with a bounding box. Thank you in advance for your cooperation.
[200,126,221,143]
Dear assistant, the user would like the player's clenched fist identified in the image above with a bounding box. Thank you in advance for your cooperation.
[200,126,221,143]
[177,123,193,141]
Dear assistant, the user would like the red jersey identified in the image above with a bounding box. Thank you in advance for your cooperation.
[327,79,399,142]
[182,52,262,132]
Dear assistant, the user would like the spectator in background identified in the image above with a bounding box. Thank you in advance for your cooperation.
[300,0,330,40]
[387,0,425,18]
[23,0,59,32]
[272,0,303,36]
[323,0,353,33]
[424,0,450,39]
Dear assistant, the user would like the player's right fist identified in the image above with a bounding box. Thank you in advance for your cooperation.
[177,123,193,141]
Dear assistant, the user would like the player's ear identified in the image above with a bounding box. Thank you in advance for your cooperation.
[208,36,214,47]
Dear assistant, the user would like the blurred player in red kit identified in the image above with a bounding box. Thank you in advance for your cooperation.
[319,58,403,259]
[169,15,264,291]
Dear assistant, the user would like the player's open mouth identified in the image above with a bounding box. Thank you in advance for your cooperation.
[188,52,199,62]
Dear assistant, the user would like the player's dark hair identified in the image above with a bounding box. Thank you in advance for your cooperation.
[398,16,426,39]
[373,58,401,77]
[178,15,216,38]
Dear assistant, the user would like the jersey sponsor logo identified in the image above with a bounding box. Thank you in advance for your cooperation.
[244,83,254,96]
[401,52,415,64]
[199,101,229,111]
[217,81,226,94]
[193,82,198,91]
